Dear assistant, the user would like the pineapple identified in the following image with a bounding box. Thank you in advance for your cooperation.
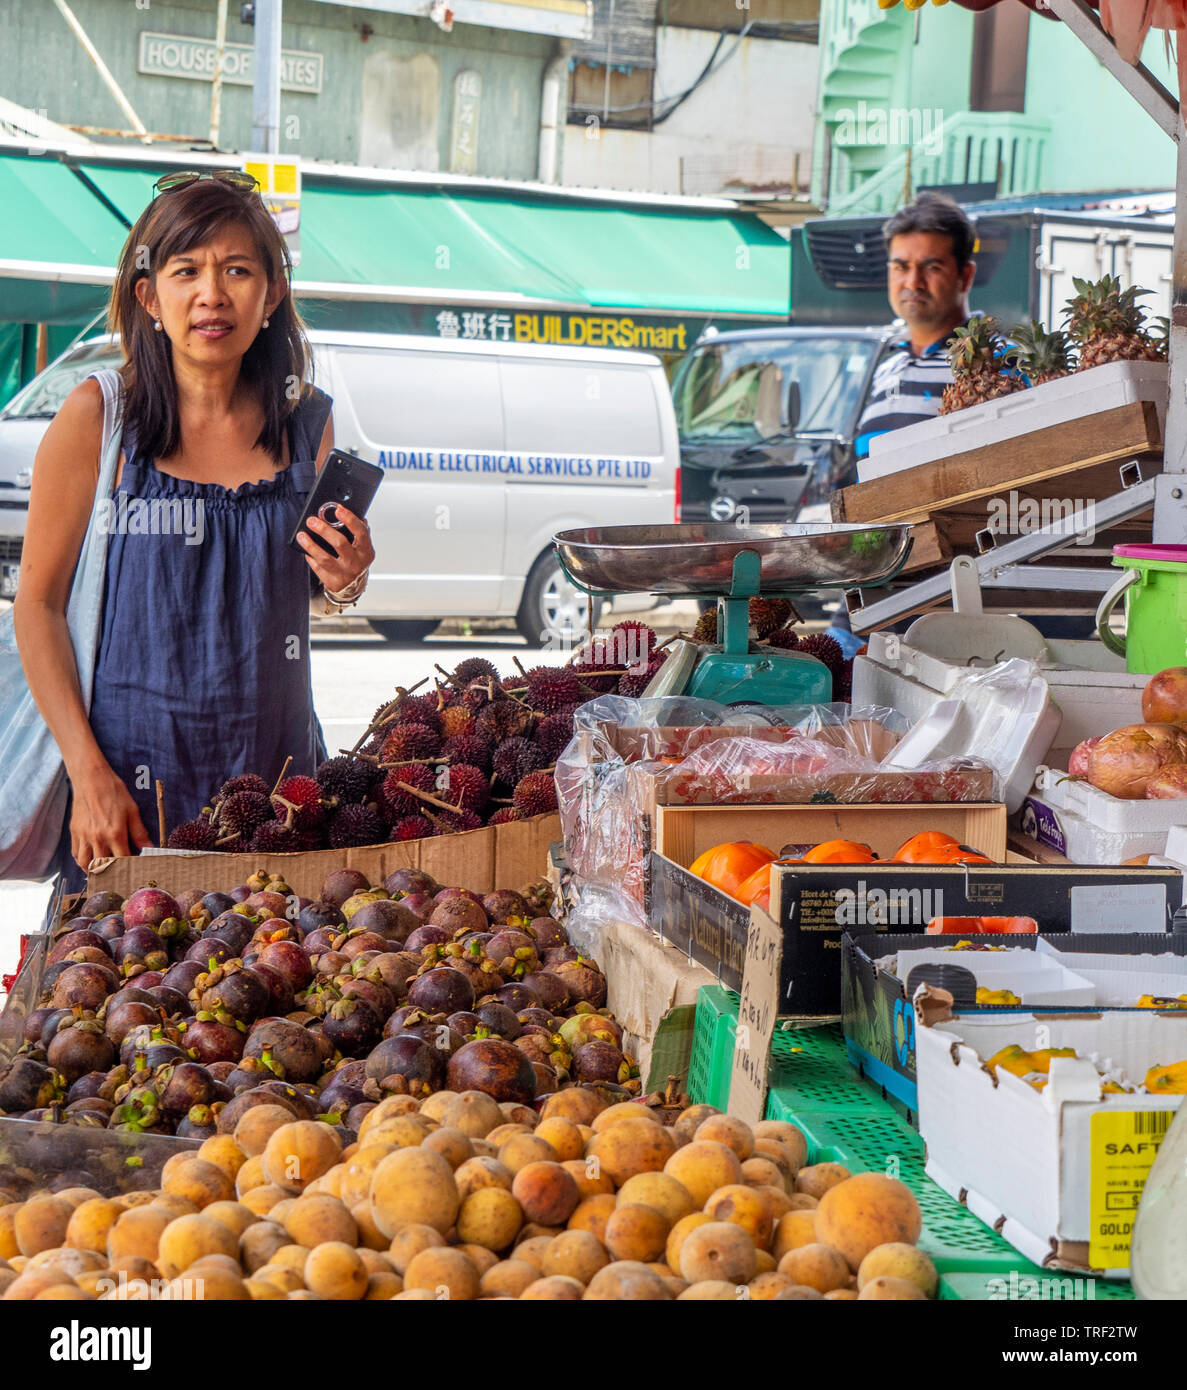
[1063,274,1163,370]
[938,316,1024,415]
[1148,315,1170,362]
[1003,320,1075,386]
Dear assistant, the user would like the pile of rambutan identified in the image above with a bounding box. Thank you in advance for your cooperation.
[164,619,662,855]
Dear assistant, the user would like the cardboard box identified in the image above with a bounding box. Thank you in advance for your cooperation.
[648,802,1008,1014]
[842,922,1187,1110]
[916,1007,1187,1275]
[85,812,561,901]
[598,919,715,1092]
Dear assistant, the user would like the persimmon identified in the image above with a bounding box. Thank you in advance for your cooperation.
[688,842,776,897]
[735,863,772,905]
[926,916,1037,935]
[892,831,959,863]
[926,847,995,865]
[801,840,877,864]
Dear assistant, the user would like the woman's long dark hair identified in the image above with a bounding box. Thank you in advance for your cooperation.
[108,179,312,465]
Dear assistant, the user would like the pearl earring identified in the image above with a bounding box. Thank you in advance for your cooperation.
[262,317,270,329]
[153,318,162,332]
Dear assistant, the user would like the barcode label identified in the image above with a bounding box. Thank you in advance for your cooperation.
[1132,1110,1173,1135]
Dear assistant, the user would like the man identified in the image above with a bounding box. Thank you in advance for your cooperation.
[855,193,977,460]
[852,192,1085,638]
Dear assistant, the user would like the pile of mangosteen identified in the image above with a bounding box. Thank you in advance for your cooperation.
[0,867,635,1156]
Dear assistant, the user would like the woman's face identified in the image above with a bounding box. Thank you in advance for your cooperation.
[136,221,282,364]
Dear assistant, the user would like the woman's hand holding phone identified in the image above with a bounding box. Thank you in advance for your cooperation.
[296,504,375,594]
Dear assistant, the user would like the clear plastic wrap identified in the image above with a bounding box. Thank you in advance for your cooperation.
[557,695,999,936]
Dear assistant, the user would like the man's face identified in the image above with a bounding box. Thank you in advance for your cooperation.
[887,231,975,331]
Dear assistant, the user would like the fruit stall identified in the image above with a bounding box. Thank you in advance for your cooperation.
[7,16,1187,1322]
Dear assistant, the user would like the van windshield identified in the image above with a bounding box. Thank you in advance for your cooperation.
[673,336,879,443]
[3,342,122,420]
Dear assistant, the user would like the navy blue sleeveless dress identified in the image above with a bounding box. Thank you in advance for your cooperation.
[54,385,332,890]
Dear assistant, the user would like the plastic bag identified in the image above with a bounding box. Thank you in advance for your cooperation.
[556,695,997,932]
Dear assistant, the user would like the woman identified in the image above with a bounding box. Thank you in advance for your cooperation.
[14,171,374,888]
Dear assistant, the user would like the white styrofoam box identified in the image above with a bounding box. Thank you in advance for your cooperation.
[1040,641,1147,757]
[1019,764,1187,866]
[860,360,1168,482]
[916,1010,1187,1274]
[855,652,1059,814]
[1034,939,1187,1006]
[859,634,1146,760]
[894,944,1095,1006]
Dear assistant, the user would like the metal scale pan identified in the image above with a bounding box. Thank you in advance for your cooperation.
[553,522,914,598]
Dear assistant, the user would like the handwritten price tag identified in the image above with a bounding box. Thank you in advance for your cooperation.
[728,903,785,1124]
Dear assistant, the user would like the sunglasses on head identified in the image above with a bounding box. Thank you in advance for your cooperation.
[153,169,261,197]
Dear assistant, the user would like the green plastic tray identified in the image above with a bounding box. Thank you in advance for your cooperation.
[685,985,1103,1292]
[689,986,911,1119]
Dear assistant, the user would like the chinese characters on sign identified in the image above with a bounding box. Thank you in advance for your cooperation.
[435,310,514,340]
[434,309,690,352]
[449,70,482,175]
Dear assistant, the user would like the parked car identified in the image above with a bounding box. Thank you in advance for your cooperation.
[0,331,680,642]
[671,325,896,527]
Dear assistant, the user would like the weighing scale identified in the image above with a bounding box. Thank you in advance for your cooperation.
[554,523,913,706]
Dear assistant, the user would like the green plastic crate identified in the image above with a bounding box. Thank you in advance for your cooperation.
[939,1272,1136,1302]
[686,986,1052,1286]
[787,1109,1037,1276]
[689,987,914,1120]
[687,991,718,1109]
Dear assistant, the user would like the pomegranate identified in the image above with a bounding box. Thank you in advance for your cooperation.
[1087,723,1187,799]
[1143,667,1187,723]
[1068,736,1100,778]
[1146,764,1187,798]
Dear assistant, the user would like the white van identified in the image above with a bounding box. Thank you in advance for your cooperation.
[0,330,680,641]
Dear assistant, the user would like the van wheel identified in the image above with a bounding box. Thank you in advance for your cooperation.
[370,619,440,642]
[516,552,602,647]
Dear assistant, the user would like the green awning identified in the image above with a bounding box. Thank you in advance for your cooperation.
[0,156,129,323]
[77,163,585,303]
[74,161,789,319]
[447,195,790,317]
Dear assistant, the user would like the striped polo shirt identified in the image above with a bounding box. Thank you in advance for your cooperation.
[855,321,967,460]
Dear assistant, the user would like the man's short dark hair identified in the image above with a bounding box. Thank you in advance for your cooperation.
[882,194,975,270]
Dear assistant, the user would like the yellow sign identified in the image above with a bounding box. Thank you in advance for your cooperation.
[512,313,688,353]
[1088,1108,1173,1270]
[244,156,302,266]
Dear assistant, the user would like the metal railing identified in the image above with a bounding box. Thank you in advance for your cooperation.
[825,110,1051,217]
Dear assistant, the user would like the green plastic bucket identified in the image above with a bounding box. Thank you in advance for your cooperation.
[1097,544,1187,674]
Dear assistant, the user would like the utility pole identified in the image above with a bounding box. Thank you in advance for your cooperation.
[210,0,229,148]
[251,0,283,154]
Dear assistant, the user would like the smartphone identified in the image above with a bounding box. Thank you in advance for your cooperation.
[288,450,383,556]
